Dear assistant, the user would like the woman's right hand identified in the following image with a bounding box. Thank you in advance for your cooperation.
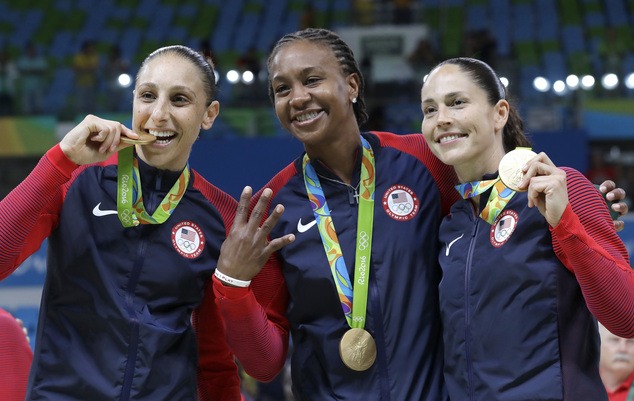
[216,186,295,284]
[59,114,138,165]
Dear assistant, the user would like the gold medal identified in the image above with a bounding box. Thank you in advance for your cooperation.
[121,132,156,145]
[339,328,377,371]
[498,148,537,192]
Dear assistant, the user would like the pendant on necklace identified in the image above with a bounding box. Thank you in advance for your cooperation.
[348,187,359,205]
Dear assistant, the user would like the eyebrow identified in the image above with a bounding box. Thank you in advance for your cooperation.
[137,83,196,95]
[272,66,323,82]
[422,91,462,104]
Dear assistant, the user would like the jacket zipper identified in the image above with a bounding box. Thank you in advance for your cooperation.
[120,171,163,399]
[465,204,480,401]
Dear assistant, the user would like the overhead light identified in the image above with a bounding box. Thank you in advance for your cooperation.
[625,73,634,89]
[553,80,567,95]
[601,73,619,90]
[565,74,579,90]
[533,76,550,92]
[117,73,132,88]
[226,70,240,84]
[242,70,254,84]
[580,75,595,90]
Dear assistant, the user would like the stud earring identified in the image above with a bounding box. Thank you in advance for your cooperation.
[352,97,357,104]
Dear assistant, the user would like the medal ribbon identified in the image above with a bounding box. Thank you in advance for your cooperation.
[116,146,190,227]
[302,137,375,329]
[455,177,515,224]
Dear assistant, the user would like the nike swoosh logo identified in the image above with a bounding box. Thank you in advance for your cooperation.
[92,203,118,217]
[297,218,317,233]
[445,234,464,256]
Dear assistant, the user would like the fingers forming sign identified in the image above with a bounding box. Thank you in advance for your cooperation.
[216,186,295,286]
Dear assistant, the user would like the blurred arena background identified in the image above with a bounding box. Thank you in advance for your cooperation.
[0,1,633,396]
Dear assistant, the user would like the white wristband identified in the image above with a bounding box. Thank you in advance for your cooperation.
[214,269,251,287]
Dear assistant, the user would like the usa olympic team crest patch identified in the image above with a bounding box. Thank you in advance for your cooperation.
[490,210,518,247]
[172,221,205,259]
[382,185,419,221]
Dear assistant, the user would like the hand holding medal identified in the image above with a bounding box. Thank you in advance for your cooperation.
[501,148,569,227]
[120,131,156,145]
[59,115,139,165]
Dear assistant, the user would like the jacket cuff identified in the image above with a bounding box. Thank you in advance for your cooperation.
[46,144,79,178]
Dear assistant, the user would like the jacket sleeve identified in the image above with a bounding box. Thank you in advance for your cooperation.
[550,167,634,338]
[213,250,290,383]
[0,309,33,401]
[0,144,77,280]
[193,280,244,401]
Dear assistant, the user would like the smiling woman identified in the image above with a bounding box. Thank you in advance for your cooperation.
[211,28,460,401]
[0,45,289,401]
[420,57,634,401]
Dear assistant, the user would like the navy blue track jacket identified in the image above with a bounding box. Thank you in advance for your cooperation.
[438,169,633,401]
[254,132,459,400]
[0,145,242,400]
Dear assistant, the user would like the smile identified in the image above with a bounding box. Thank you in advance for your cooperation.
[439,134,467,144]
[295,111,320,122]
[149,129,177,144]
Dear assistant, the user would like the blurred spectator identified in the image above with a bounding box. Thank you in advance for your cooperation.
[200,39,216,67]
[72,41,99,115]
[236,47,265,104]
[16,43,48,115]
[237,47,261,81]
[617,164,634,210]
[408,37,438,79]
[200,40,219,85]
[353,0,374,26]
[103,45,130,113]
[0,308,33,401]
[0,49,18,116]
[463,29,497,69]
[392,0,412,25]
[586,149,619,185]
[300,4,317,30]
[599,27,626,75]
[599,323,634,400]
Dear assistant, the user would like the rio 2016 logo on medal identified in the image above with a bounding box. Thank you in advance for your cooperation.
[382,185,419,221]
[171,221,205,259]
[490,210,518,247]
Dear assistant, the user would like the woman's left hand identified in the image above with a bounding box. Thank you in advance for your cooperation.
[517,152,568,227]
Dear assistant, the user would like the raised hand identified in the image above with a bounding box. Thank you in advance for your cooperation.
[59,114,138,165]
[216,186,295,285]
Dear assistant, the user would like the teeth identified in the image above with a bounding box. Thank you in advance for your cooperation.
[148,129,176,144]
[149,129,175,138]
[439,134,464,144]
[296,111,318,122]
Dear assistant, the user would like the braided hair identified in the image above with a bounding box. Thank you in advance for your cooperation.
[267,28,368,127]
